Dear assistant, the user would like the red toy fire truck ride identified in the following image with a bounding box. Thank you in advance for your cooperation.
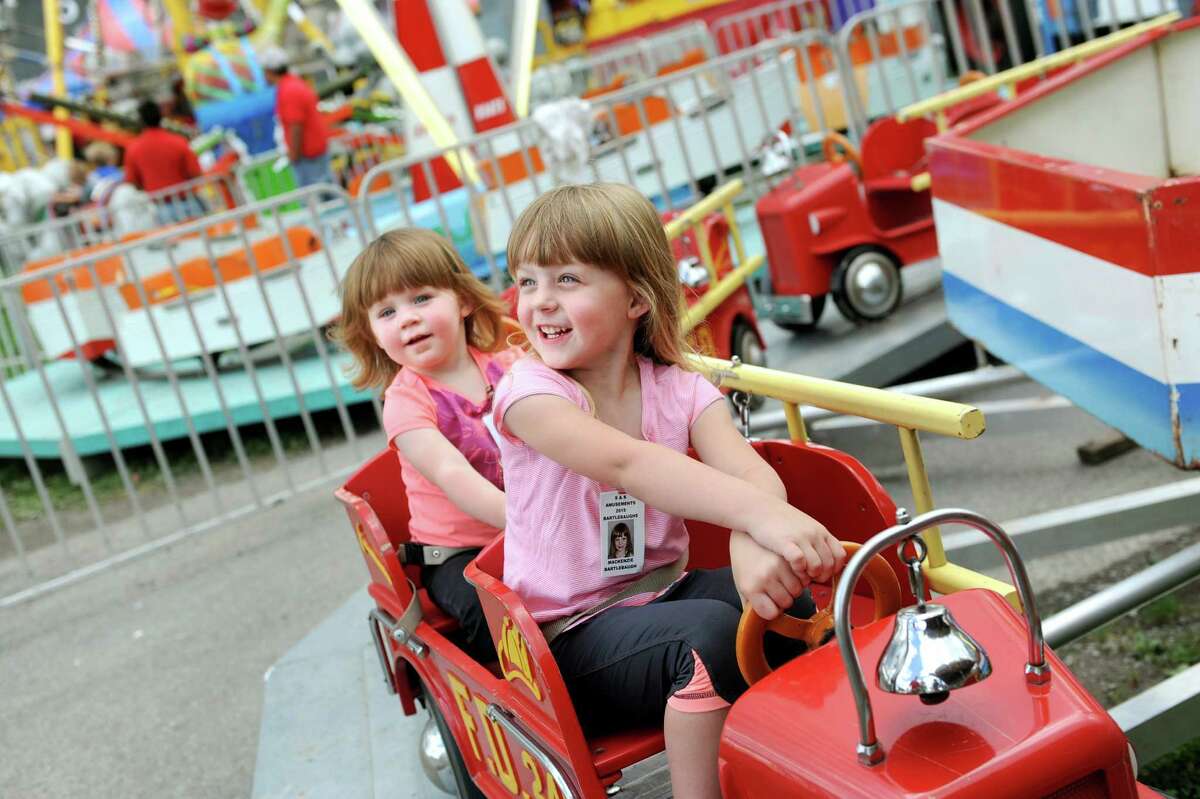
[755,87,1002,330]
[337,359,1165,799]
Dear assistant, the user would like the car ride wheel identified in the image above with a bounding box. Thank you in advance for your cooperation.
[419,682,486,798]
[731,321,766,410]
[831,247,902,323]
[774,294,827,334]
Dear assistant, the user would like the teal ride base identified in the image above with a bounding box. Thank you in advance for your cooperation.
[0,353,373,460]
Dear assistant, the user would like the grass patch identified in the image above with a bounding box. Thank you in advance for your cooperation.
[1141,737,1200,799]
[1048,542,1200,797]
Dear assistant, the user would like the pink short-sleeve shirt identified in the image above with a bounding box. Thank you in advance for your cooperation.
[383,345,523,547]
[493,356,724,623]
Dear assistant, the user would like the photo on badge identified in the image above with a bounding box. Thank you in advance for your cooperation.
[599,490,645,577]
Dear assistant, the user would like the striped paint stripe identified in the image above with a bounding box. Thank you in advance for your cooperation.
[936,197,1199,464]
[943,271,1198,465]
[928,137,1166,276]
[934,198,1200,383]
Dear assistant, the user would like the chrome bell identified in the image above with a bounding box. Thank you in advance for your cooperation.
[877,536,992,705]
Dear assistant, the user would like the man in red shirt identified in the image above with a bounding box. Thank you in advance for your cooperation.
[124,100,205,222]
[261,47,332,188]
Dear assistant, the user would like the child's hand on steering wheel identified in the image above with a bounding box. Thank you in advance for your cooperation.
[730,533,806,620]
[747,504,846,584]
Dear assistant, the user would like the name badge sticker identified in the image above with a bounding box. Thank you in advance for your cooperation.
[599,490,645,577]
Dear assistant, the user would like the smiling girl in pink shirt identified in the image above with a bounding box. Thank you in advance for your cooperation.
[336,228,521,661]
[493,183,845,799]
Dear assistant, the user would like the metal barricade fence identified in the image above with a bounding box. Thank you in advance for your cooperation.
[235,127,407,204]
[0,184,378,605]
[357,30,857,288]
[530,21,718,110]
[0,170,246,279]
[711,0,839,52]
[835,0,1173,129]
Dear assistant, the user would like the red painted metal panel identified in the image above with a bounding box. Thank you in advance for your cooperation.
[456,57,516,133]
[394,0,447,71]
[720,589,1138,798]
[928,136,1157,275]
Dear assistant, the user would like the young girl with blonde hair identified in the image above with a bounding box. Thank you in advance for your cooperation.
[336,227,521,661]
[493,183,845,798]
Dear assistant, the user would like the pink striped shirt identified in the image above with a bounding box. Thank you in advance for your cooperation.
[493,356,724,623]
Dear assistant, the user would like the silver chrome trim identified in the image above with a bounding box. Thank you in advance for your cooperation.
[833,508,1047,765]
[486,704,577,799]
[367,608,398,694]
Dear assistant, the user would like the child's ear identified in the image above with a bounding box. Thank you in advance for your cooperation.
[460,302,473,319]
[627,289,651,320]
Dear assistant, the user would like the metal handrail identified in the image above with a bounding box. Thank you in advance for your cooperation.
[0,183,353,290]
[1044,542,1200,648]
[356,28,841,206]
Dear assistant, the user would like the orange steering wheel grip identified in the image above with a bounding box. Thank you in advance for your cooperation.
[736,541,903,686]
[821,131,864,174]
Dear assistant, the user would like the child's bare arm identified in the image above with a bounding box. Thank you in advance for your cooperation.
[689,400,788,499]
[394,428,506,529]
[504,395,841,578]
[689,401,843,616]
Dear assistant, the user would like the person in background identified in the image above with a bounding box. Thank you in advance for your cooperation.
[260,46,333,188]
[124,100,205,222]
[82,141,124,204]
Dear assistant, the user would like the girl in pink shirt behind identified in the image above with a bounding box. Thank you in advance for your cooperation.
[335,228,521,661]
[493,184,846,799]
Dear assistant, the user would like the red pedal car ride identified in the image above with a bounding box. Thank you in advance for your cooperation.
[756,87,1004,329]
[338,423,1164,797]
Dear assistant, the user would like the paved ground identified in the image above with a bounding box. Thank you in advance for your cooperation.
[0,442,374,799]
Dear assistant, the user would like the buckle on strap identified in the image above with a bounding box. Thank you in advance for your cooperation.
[399,543,471,567]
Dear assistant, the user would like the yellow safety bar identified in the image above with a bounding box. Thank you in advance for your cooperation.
[663,179,765,335]
[898,12,1179,130]
[686,354,1019,607]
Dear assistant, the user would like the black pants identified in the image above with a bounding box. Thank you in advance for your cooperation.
[422,549,494,663]
[549,567,814,736]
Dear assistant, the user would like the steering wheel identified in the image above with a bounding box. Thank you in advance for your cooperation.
[736,542,903,686]
[821,131,863,174]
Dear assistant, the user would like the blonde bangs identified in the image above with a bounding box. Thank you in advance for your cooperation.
[507,183,690,368]
[342,230,464,314]
[333,228,511,391]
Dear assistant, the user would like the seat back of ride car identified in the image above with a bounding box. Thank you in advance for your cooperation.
[687,439,922,604]
[860,117,937,183]
[336,449,419,599]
